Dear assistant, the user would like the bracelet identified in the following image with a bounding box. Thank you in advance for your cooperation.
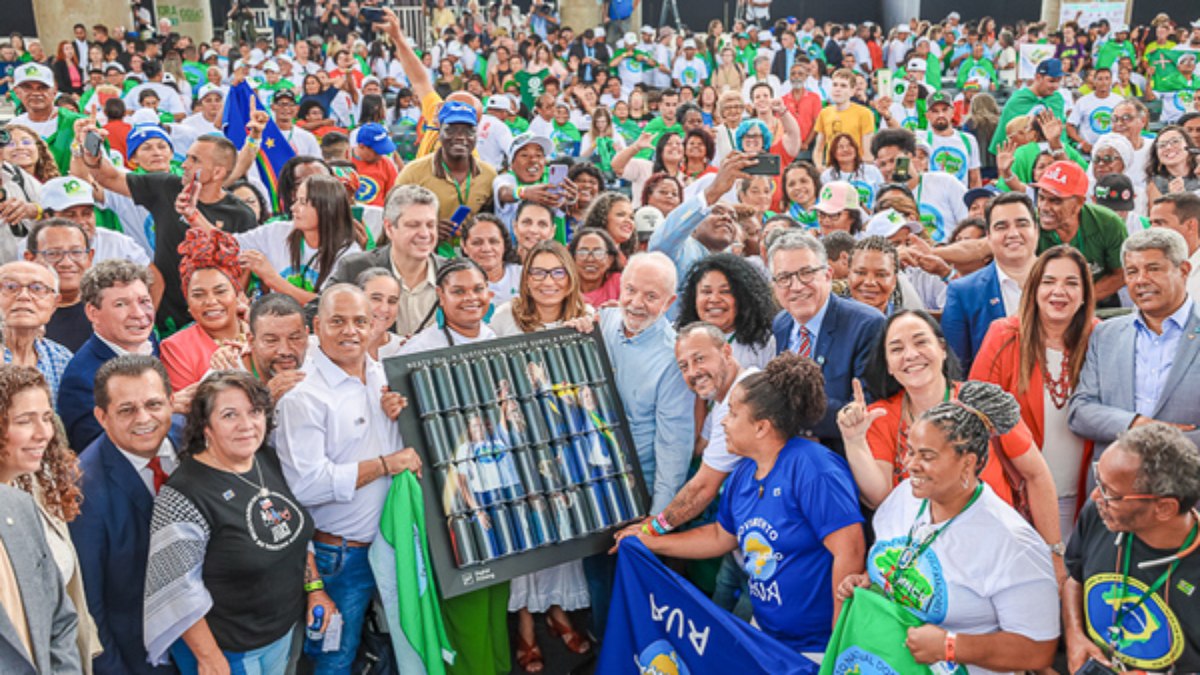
[653,512,673,534]
[246,137,260,148]
[640,523,658,537]
[515,185,524,201]
[34,205,43,221]
[304,579,325,593]
[944,631,957,663]
[378,455,390,476]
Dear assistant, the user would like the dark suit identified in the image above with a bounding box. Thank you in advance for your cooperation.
[772,294,886,453]
[70,426,183,675]
[771,47,800,81]
[57,336,159,453]
[568,40,611,82]
[941,263,1006,376]
[0,484,80,674]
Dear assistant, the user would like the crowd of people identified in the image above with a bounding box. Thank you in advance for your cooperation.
[0,2,1199,674]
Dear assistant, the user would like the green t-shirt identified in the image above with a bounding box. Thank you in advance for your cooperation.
[635,117,682,160]
[513,68,550,112]
[990,87,1066,152]
[1037,203,1127,283]
[956,57,997,89]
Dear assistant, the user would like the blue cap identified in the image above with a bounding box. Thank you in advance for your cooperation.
[355,123,396,156]
[126,124,173,159]
[1036,58,1063,78]
[962,185,999,208]
[437,100,478,127]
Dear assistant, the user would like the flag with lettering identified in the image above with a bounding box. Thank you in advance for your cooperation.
[1150,50,1199,92]
[819,587,962,675]
[598,538,815,675]
[222,81,295,212]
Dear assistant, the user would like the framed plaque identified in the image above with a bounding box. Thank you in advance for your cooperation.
[383,328,651,598]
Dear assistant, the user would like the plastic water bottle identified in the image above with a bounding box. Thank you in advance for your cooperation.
[306,606,325,643]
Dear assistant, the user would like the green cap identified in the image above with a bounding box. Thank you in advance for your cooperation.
[927,91,953,108]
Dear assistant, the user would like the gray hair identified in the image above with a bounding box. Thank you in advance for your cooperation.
[355,267,399,289]
[80,259,152,308]
[676,321,726,347]
[767,231,827,271]
[625,251,678,295]
[1117,423,1200,512]
[1122,227,1188,267]
[383,184,439,225]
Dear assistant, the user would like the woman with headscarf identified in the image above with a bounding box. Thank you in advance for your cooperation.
[1085,133,1141,214]
[160,228,249,391]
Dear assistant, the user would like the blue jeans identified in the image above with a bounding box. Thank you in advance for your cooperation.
[171,627,293,675]
[309,542,376,674]
[712,553,753,621]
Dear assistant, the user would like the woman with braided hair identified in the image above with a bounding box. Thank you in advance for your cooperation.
[837,381,1060,673]
[635,352,866,657]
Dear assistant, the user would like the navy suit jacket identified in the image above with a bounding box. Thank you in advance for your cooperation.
[773,294,886,452]
[69,422,183,675]
[57,335,159,453]
[940,263,1005,376]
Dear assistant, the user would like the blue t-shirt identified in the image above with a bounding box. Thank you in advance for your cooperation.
[607,0,633,20]
[0,60,19,96]
[716,437,863,652]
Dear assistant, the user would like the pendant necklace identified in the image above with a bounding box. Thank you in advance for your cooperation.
[210,453,269,498]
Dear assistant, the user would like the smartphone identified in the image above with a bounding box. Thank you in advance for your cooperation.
[892,156,912,182]
[449,205,472,236]
[360,7,385,23]
[84,131,104,158]
[1075,659,1118,675]
[744,153,781,176]
[547,164,569,186]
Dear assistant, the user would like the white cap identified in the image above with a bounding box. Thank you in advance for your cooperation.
[624,32,638,46]
[683,38,696,49]
[362,75,381,88]
[1112,22,1130,32]
[250,48,265,61]
[896,24,911,34]
[130,108,160,126]
[202,49,218,60]
[262,61,280,73]
[864,208,921,238]
[640,25,654,34]
[486,95,513,112]
[197,83,224,100]
[947,11,961,20]
[906,58,927,72]
[41,177,95,211]
[13,63,53,88]
[635,206,664,236]
[760,32,774,43]
[233,59,249,70]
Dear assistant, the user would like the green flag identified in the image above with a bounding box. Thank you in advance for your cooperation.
[1150,49,1199,92]
[47,107,87,175]
[820,587,965,675]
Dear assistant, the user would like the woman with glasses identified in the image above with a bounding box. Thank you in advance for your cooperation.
[3,123,58,183]
[569,228,622,307]
[837,310,1066,567]
[0,262,74,399]
[461,214,522,304]
[1086,133,1139,214]
[837,382,1059,673]
[236,174,361,305]
[1145,125,1200,204]
[487,240,594,670]
[971,246,1098,541]
[676,253,776,369]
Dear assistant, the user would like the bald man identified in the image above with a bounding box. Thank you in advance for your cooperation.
[0,261,74,398]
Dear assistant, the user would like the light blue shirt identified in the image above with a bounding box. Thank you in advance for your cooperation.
[788,294,831,356]
[647,193,711,318]
[599,308,695,513]
[1133,298,1194,417]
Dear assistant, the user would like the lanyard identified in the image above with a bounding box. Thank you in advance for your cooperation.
[441,160,472,206]
[883,483,984,594]
[1106,520,1199,650]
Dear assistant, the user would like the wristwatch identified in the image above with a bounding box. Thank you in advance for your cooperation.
[1049,541,1066,557]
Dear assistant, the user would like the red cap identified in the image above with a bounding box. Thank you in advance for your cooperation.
[1034,160,1088,198]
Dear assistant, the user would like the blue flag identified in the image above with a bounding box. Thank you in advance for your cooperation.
[222,81,295,212]
[598,538,817,675]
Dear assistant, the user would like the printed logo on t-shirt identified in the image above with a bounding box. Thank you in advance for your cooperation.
[868,536,950,623]
[830,646,902,675]
[919,203,948,243]
[356,175,381,203]
[930,146,968,181]
[1084,572,1184,671]
[737,517,784,605]
[1088,106,1114,134]
[246,491,306,551]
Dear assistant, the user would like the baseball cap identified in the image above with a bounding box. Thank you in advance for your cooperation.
[105,62,126,74]
[815,181,862,214]
[624,32,638,46]
[947,11,961,20]
[683,38,696,49]
[896,24,911,34]
[508,133,554,164]
[362,76,381,87]
[262,61,280,73]
[786,16,798,23]
[130,108,161,126]
[127,124,173,158]
[962,185,999,208]
[927,91,953,108]
[1035,161,1088,198]
[41,177,95,212]
[1035,58,1064,78]
[635,206,664,237]
[486,95,513,113]
[864,209,921,238]
[14,63,53,88]
[1093,173,1135,211]
[270,89,297,104]
[356,123,396,155]
[202,49,218,60]
[197,83,224,101]
[906,58,927,72]
[437,100,478,127]
[640,25,655,34]
[594,27,606,38]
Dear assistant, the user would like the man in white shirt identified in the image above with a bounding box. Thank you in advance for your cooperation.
[477,95,516,170]
[122,61,186,121]
[1067,67,1117,153]
[37,177,151,268]
[270,89,322,157]
[172,83,225,152]
[527,93,556,139]
[886,25,911,70]
[741,55,783,100]
[275,284,421,672]
[649,28,675,90]
[672,39,709,90]
[924,91,981,187]
[9,63,63,139]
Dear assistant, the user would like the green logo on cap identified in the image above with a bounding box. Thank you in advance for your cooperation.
[63,179,83,194]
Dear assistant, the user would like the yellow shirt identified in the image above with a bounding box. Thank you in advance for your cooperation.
[417,90,444,158]
[396,153,498,222]
[813,103,877,153]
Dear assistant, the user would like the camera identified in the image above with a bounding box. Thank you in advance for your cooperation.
[0,128,10,148]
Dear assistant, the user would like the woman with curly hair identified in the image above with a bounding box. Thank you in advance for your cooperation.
[641,172,683,216]
[144,371,332,674]
[3,124,59,184]
[633,353,866,655]
[582,191,637,263]
[676,253,776,369]
[0,365,99,671]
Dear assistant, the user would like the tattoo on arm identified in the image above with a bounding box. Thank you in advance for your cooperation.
[661,481,706,529]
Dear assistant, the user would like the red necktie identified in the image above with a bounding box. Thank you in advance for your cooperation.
[147,456,169,494]
[795,326,812,359]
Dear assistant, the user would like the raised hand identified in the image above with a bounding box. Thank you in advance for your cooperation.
[836,378,887,443]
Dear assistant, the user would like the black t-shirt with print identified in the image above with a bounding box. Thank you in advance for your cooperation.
[166,447,313,652]
[1066,502,1200,673]
[126,172,257,334]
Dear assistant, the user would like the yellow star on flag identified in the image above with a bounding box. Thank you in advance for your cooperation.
[264,138,275,149]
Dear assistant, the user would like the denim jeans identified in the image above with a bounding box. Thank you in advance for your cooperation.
[712,553,753,621]
[172,627,293,675]
[309,542,377,674]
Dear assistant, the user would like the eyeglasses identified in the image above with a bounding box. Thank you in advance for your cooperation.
[0,280,55,299]
[575,247,611,261]
[1158,137,1188,151]
[771,265,826,288]
[1092,463,1161,504]
[529,266,569,281]
[31,248,90,263]
[1093,153,1121,164]
[1112,113,1138,125]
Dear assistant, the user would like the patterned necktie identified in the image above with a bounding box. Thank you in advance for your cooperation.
[147,456,169,494]
[794,326,812,359]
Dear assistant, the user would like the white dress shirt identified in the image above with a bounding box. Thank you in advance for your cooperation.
[994,265,1023,317]
[115,439,179,495]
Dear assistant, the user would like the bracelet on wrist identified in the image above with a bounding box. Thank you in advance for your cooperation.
[653,512,673,534]
[378,455,390,476]
[944,631,957,663]
[304,579,325,593]
[640,523,657,537]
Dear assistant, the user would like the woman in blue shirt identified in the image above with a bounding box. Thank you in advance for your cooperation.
[637,352,866,655]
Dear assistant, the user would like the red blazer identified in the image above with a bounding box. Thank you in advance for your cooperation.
[969,315,1098,514]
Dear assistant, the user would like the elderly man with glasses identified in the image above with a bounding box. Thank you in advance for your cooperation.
[0,260,74,398]
[24,218,95,352]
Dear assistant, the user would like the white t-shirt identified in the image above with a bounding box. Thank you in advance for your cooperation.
[123,82,187,116]
[233,219,362,292]
[699,367,758,473]
[924,129,981,186]
[672,57,710,89]
[888,101,921,131]
[399,323,496,354]
[1042,348,1086,497]
[1067,92,1117,146]
[916,171,968,242]
[488,263,523,305]
[9,112,58,139]
[282,125,321,158]
[868,481,1060,675]
[476,113,514,171]
[102,189,154,258]
[741,74,783,101]
[1157,88,1198,124]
